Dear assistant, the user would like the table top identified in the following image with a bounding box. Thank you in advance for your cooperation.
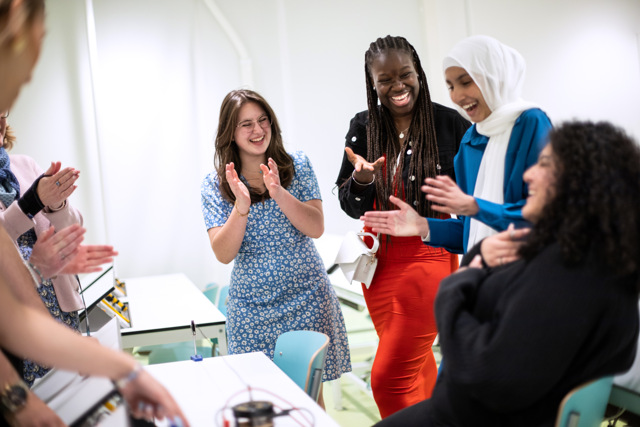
[122,273,226,335]
[146,352,339,427]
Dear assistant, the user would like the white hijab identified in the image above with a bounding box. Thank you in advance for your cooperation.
[443,35,538,250]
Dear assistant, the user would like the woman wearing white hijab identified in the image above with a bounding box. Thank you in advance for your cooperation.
[362,35,552,257]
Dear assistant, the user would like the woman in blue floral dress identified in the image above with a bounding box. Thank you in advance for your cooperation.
[201,89,351,406]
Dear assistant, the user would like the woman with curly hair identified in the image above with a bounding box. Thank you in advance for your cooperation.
[376,120,640,426]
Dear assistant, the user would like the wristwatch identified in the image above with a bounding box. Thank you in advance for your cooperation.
[0,380,28,414]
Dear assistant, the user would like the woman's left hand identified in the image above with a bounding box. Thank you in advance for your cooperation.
[30,225,85,278]
[60,244,118,275]
[260,158,283,200]
[480,224,530,267]
[422,175,478,216]
[37,162,79,209]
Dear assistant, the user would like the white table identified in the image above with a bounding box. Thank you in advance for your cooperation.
[146,352,340,427]
[120,273,227,354]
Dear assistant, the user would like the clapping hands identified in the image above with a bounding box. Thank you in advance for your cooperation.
[260,157,283,200]
[37,162,79,210]
[225,162,251,214]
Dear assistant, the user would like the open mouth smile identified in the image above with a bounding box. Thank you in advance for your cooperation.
[391,92,410,107]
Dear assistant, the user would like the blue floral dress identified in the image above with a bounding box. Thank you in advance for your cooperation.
[201,151,351,381]
[17,229,79,386]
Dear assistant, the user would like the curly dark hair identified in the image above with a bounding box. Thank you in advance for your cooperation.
[520,121,640,281]
[214,89,293,204]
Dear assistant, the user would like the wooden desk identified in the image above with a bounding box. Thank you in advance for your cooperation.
[146,352,339,426]
[121,273,227,354]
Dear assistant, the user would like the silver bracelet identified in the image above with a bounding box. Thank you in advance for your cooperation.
[114,363,143,390]
[351,170,375,186]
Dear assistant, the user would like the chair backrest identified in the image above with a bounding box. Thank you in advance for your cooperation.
[556,376,614,427]
[202,283,219,306]
[216,285,229,317]
[272,330,330,402]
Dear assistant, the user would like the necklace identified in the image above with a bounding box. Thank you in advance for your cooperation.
[399,127,409,139]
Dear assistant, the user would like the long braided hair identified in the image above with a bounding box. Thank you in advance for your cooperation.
[365,35,440,217]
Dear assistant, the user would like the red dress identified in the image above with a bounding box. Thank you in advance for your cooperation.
[363,234,458,418]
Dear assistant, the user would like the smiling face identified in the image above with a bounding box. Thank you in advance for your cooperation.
[369,49,420,122]
[522,144,557,223]
[233,101,271,163]
[445,66,491,123]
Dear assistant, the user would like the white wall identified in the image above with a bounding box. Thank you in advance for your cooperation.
[8,0,640,289]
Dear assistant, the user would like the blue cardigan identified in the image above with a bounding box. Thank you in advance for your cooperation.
[427,108,552,254]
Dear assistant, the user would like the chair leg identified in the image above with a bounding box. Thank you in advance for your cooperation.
[331,379,344,410]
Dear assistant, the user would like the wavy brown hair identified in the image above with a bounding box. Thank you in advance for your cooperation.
[214,89,293,203]
[520,121,640,285]
[3,124,15,150]
[364,35,440,217]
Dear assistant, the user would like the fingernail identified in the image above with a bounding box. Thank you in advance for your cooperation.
[169,416,184,427]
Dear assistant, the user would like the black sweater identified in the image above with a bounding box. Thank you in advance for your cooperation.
[428,243,639,426]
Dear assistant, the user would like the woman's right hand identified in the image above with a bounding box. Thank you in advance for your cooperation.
[345,147,385,184]
[361,195,429,238]
[120,370,189,427]
[37,162,79,209]
[225,163,250,213]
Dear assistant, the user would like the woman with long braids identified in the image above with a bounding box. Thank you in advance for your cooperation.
[335,35,470,417]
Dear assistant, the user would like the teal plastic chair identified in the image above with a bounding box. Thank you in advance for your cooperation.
[201,284,229,356]
[272,330,329,402]
[217,285,229,317]
[202,283,219,307]
[555,376,614,427]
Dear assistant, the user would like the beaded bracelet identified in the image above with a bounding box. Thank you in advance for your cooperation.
[351,170,375,186]
[27,262,46,284]
[234,201,249,217]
